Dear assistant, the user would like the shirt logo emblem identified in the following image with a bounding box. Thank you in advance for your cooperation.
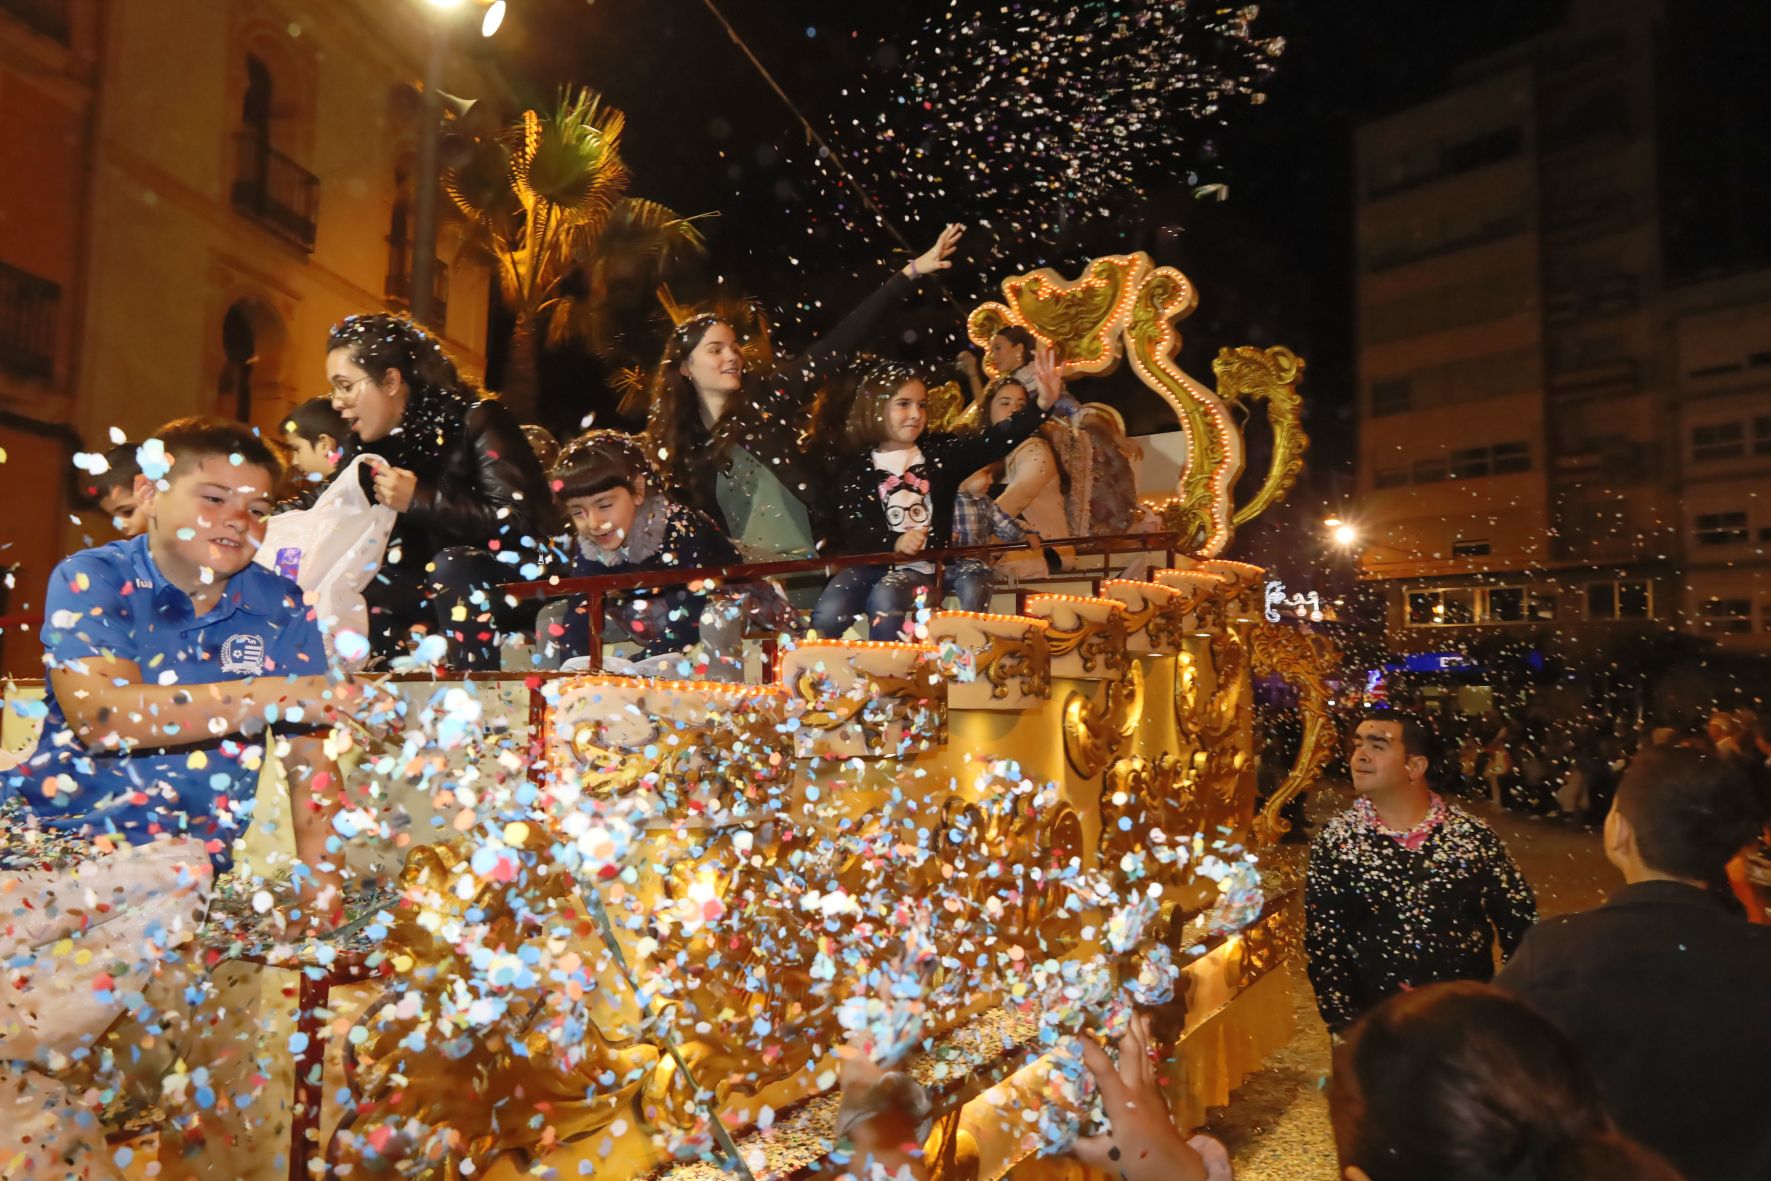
[220,634,266,675]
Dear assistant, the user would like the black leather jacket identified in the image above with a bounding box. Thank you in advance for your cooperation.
[350,395,552,573]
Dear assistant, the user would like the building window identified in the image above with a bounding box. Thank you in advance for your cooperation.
[1529,590,1559,621]
[1371,378,1411,417]
[1374,467,1409,489]
[1691,421,1746,462]
[1411,458,1449,484]
[1698,598,1753,634]
[1587,580,1652,621]
[1487,587,1525,621]
[1492,441,1531,474]
[1450,447,1490,479]
[1406,585,1550,627]
[1755,415,1771,455]
[1452,538,1492,557]
[1694,511,1749,546]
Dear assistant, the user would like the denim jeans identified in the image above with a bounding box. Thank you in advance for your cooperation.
[812,565,932,641]
[948,561,997,613]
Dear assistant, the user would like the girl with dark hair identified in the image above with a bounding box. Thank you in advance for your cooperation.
[324,313,551,668]
[644,224,964,561]
[1330,982,1681,1181]
[810,349,1063,641]
[956,324,1080,418]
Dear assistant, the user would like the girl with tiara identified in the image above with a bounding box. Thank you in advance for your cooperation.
[323,313,552,668]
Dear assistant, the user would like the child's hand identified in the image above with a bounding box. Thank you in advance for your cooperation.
[905,223,965,278]
[1022,532,1042,549]
[955,350,982,378]
[894,529,929,556]
[1033,344,1063,410]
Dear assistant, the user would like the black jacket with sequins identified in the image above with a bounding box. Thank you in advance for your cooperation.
[1304,799,1537,1032]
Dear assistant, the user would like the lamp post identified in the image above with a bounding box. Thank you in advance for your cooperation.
[410,0,503,330]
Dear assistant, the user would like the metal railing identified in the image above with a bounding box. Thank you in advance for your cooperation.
[231,133,319,252]
[385,236,449,325]
[503,529,1185,674]
[0,260,60,380]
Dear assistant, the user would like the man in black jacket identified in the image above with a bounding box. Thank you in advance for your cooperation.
[1496,746,1771,1181]
[1305,710,1536,1034]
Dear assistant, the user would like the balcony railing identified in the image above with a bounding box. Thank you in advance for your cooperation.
[385,236,449,326]
[231,133,319,252]
[0,0,70,42]
[0,259,60,381]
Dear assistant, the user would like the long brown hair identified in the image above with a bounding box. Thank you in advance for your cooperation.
[841,362,925,452]
[642,313,777,495]
[1330,982,1680,1181]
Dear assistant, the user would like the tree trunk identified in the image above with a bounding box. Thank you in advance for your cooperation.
[500,315,540,422]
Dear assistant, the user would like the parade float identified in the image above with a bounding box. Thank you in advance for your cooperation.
[1,253,1339,1181]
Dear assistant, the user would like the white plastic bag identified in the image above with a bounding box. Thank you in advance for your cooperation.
[253,456,396,665]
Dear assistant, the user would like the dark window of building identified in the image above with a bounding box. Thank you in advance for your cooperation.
[1450,447,1491,479]
[1487,587,1525,621]
[1695,511,1749,546]
[1412,458,1449,484]
[1529,590,1558,621]
[1452,538,1492,557]
[1755,416,1771,455]
[1691,421,1746,462]
[1699,598,1753,634]
[1617,581,1650,619]
[1588,580,1651,621]
[1371,378,1412,417]
[1492,441,1531,473]
[1374,467,1409,489]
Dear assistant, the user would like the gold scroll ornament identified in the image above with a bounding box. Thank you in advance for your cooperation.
[1062,662,1146,779]
[1248,620,1341,845]
[968,253,1308,558]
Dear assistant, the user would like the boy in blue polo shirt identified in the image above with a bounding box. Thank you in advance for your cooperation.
[2,417,358,1179]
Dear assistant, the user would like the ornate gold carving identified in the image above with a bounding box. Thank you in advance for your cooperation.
[1063,663,1145,777]
[1213,347,1309,530]
[978,625,1052,700]
[1249,622,1341,845]
[1043,610,1129,676]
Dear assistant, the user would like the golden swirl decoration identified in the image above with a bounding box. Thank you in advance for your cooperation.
[965,253,1305,561]
[1063,662,1145,777]
[1214,347,1309,530]
[979,625,1053,700]
[1248,621,1341,845]
[924,379,970,433]
[1044,610,1130,676]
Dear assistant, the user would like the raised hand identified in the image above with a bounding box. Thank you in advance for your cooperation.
[1071,1015,1225,1181]
[1032,343,1063,410]
[906,223,965,278]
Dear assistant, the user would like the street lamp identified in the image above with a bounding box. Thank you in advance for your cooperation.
[1327,518,1360,549]
[410,1,504,329]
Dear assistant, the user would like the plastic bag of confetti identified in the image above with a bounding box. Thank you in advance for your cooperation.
[253,456,394,665]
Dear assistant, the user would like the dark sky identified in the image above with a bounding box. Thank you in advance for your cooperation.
[481,0,1565,469]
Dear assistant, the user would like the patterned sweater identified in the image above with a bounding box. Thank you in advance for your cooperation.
[1304,795,1537,1032]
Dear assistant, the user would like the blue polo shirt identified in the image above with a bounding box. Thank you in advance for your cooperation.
[2,535,329,869]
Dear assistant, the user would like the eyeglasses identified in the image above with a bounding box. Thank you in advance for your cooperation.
[327,375,375,407]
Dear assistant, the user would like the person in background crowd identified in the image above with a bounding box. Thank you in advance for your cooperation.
[280,395,349,485]
[1498,746,1771,1181]
[76,441,146,537]
[1306,710,1537,1034]
[1331,983,1681,1181]
[324,313,551,668]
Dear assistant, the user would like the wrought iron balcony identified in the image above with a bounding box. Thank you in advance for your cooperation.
[231,133,319,252]
[0,259,60,381]
[384,236,449,326]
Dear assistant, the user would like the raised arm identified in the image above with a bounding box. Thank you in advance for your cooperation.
[771,224,966,404]
[50,657,344,752]
[993,437,1060,519]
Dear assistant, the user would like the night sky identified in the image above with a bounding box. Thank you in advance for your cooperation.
[479,0,1565,475]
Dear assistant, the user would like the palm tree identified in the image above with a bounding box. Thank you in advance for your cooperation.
[445,88,706,419]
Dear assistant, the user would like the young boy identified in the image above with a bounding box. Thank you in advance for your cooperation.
[948,468,1039,612]
[280,395,350,484]
[3,416,356,1179]
[76,440,147,537]
[546,431,782,679]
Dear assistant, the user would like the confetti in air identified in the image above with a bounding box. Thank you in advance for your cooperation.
[792,1,1283,274]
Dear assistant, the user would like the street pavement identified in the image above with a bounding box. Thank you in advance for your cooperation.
[1202,785,1617,1179]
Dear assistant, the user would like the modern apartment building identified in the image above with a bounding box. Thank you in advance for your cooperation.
[1351,0,1771,665]
[0,0,502,673]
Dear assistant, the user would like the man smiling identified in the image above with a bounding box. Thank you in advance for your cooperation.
[1304,710,1537,1034]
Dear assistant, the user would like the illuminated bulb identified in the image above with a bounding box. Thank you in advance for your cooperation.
[480,0,506,36]
[1332,523,1359,548]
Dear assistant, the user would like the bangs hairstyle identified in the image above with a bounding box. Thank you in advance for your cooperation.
[551,431,653,502]
[151,416,284,486]
[843,362,926,450]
